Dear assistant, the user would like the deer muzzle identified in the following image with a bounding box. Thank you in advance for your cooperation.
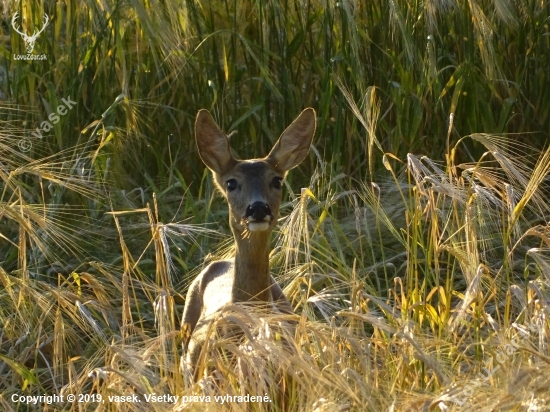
[245,201,272,232]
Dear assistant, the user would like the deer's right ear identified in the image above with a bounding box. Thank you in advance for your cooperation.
[195,110,235,174]
[266,107,316,172]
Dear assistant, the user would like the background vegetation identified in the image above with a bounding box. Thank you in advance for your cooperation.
[1,0,550,410]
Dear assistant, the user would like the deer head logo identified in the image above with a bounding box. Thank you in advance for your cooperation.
[11,12,49,54]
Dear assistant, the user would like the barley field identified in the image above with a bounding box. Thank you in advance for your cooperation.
[1,0,550,411]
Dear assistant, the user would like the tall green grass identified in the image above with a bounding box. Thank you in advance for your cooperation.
[2,0,549,185]
[1,0,550,410]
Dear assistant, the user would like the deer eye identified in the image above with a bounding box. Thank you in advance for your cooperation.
[272,177,283,189]
[226,179,238,192]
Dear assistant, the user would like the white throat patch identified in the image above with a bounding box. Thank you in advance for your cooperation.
[248,222,270,232]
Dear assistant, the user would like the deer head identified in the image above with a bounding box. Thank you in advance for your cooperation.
[195,108,316,237]
[12,12,49,54]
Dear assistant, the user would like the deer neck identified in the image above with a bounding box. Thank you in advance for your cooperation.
[232,229,271,302]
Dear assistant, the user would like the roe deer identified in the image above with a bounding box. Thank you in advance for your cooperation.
[181,108,316,381]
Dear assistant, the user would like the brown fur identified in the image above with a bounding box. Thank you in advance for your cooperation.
[181,108,316,381]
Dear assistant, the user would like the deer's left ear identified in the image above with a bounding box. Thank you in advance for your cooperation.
[195,110,236,175]
[267,108,316,172]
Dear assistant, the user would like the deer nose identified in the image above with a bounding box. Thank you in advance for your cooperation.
[245,201,271,221]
